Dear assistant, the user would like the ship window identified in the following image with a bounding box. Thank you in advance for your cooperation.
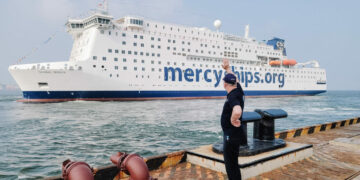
[128,51,132,54]
[114,58,118,61]
[115,66,118,70]
[123,66,127,70]
[140,52,144,55]
[140,35,143,39]
[122,33,126,37]
[122,50,125,54]
[134,34,137,38]
[108,49,112,53]
[167,47,170,50]
[141,43,144,47]
[110,74,112,77]
[133,43,137,46]
[158,38,161,41]
[188,42,190,45]
[159,68,162,72]
[134,51,138,55]
[158,61,161,64]
[142,67,145,71]
[38,82,48,88]
[141,60,145,63]
[158,45,161,49]
[134,59,137,63]
[93,65,96,68]
[109,31,111,35]
[151,60,154,64]
[151,37,154,40]
[146,53,149,56]
[102,57,106,61]
[134,67,137,71]
[168,39,171,43]
[93,56,97,60]
[100,30,104,34]
[157,54,160,57]
[152,53,155,57]
[115,49,119,53]
[123,58,126,62]
[122,41,126,45]
[101,65,104,68]
[151,45,154,48]
[173,40,176,43]
[152,68,155,71]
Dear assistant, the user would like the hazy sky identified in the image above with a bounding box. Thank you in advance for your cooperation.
[1,0,359,90]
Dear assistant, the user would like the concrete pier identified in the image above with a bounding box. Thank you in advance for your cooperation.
[149,117,360,180]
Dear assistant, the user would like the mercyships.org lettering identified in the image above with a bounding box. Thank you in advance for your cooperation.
[164,66,285,88]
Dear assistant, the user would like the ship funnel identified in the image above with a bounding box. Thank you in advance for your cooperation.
[244,25,250,39]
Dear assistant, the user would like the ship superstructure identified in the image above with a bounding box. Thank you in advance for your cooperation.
[8,3,326,102]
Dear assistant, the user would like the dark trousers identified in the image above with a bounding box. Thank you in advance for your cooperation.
[223,135,242,180]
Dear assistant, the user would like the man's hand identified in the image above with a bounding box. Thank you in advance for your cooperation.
[231,105,242,127]
[231,119,241,127]
[222,59,230,70]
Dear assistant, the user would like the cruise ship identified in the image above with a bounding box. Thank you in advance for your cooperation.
[8,2,327,102]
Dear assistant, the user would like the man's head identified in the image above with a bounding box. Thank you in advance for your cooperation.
[223,73,237,91]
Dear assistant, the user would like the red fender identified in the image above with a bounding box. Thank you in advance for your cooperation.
[110,152,156,180]
[62,159,94,180]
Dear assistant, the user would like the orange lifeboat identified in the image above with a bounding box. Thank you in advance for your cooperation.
[269,60,281,66]
[282,59,297,66]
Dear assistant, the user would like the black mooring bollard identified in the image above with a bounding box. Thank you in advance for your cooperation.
[240,112,263,145]
[254,109,288,140]
[212,109,288,156]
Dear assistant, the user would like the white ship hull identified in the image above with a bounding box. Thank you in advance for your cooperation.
[8,10,327,102]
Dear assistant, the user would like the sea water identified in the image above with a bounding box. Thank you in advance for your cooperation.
[0,91,359,179]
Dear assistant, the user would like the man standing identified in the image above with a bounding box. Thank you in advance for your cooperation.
[221,59,245,180]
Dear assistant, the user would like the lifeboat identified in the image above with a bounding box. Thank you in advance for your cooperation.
[269,60,281,66]
[282,59,297,66]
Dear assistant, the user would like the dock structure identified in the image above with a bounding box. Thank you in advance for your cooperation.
[146,117,360,180]
[46,117,360,180]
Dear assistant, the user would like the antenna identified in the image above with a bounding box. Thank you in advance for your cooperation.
[244,24,249,39]
[97,0,108,14]
[103,0,108,13]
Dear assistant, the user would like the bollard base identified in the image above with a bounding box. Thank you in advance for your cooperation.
[212,138,286,156]
[188,142,313,179]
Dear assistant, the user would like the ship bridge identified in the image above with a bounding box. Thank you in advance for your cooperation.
[66,13,113,35]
